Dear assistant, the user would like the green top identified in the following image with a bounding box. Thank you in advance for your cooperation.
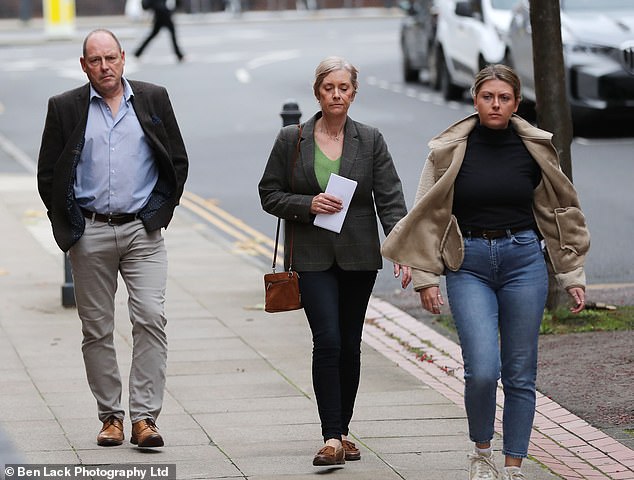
[314,144,341,191]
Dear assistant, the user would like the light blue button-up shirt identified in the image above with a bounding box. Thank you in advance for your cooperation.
[75,78,158,214]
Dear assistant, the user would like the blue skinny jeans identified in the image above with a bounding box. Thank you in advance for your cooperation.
[446,229,548,458]
[299,265,377,442]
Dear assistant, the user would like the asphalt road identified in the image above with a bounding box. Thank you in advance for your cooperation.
[1,14,632,292]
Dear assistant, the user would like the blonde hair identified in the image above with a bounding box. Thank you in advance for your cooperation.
[471,64,521,101]
[313,56,359,99]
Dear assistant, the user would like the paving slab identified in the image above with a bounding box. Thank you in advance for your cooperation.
[1,166,632,480]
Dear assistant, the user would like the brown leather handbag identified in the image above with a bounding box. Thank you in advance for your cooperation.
[264,218,301,313]
[263,125,303,313]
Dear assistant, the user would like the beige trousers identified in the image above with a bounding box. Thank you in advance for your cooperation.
[69,218,168,424]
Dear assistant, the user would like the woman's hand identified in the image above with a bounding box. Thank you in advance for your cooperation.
[310,193,343,215]
[419,286,443,315]
[567,286,586,314]
[393,264,411,289]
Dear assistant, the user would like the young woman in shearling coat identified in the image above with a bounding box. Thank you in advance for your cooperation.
[382,65,589,480]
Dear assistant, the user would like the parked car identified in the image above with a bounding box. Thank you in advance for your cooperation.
[399,0,439,83]
[431,0,516,99]
[506,0,634,118]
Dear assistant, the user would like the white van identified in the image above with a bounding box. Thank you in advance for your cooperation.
[430,0,516,99]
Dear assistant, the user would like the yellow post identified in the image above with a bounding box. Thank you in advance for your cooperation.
[43,0,76,37]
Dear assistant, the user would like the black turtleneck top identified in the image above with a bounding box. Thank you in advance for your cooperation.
[452,122,542,231]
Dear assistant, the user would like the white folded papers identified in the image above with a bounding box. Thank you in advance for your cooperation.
[313,173,357,234]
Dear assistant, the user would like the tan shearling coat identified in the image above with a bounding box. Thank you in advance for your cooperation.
[381,114,590,291]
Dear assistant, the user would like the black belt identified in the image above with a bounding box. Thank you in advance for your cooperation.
[82,208,138,226]
[462,227,528,240]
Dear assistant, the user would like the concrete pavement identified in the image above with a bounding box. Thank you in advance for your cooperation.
[0,168,633,479]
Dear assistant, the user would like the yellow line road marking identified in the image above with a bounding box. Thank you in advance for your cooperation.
[183,191,276,248]
[181,191,283,266]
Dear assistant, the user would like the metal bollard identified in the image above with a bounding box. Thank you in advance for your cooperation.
[280,100,302,126]
[19,0,32,23]
[61,252,75,307]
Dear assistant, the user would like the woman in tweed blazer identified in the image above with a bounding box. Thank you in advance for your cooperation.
[259,57,410,467]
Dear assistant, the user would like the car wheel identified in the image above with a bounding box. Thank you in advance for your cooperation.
[503,49,514,69]
[503,51,535,120]
[439,54,463,101]
[478,55,488,72]
[517,99,536,121]
[403,56,420,83]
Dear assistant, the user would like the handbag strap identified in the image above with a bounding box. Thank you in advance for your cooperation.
[272,124,302,273]
[272,217,282,272]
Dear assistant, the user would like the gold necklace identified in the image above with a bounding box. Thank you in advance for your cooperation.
[321,118,344,142]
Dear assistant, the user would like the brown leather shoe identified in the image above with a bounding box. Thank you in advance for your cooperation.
[313,445,345,466]
[130,419,164,448]
[342,439,361,461]
[97,416,124,446]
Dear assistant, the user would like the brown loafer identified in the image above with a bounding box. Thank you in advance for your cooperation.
[131,419,164,448]
[342,439,361,461]
[97,416,124,446]
[313,445,345,466]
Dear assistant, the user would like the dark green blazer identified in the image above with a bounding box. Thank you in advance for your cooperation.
[37,80,189,252]
[259,112,407,271]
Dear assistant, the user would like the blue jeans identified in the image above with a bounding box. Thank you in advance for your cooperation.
[299,266,377,441]
[446,229,548,458]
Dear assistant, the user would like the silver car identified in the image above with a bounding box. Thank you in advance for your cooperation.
[506,0,634,117]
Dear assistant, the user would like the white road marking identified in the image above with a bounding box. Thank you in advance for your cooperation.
[0,132,37,174]
[246,49,301,69]
[235,49,301,84]
[235,67,251,84]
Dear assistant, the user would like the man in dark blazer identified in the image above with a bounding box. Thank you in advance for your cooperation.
[37,29,188,448]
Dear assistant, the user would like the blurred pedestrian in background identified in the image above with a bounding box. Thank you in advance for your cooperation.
[382,64,589,480]
[259,56,410,467]
[135,0,185,62]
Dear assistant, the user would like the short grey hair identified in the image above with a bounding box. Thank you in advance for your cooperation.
[313,56,359,99]
[83,29,122,57]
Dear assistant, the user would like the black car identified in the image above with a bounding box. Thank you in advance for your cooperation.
[506,0,634,118]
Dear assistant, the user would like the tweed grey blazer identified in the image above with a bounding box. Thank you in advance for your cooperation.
[37,80,189,252]
[259,112,406,271]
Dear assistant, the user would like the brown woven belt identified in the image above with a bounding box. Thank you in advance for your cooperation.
[82,208,138,226]
[463,227,527,240]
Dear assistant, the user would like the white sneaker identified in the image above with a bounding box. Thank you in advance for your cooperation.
[502,466,525,479]
[468,452,499,479]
